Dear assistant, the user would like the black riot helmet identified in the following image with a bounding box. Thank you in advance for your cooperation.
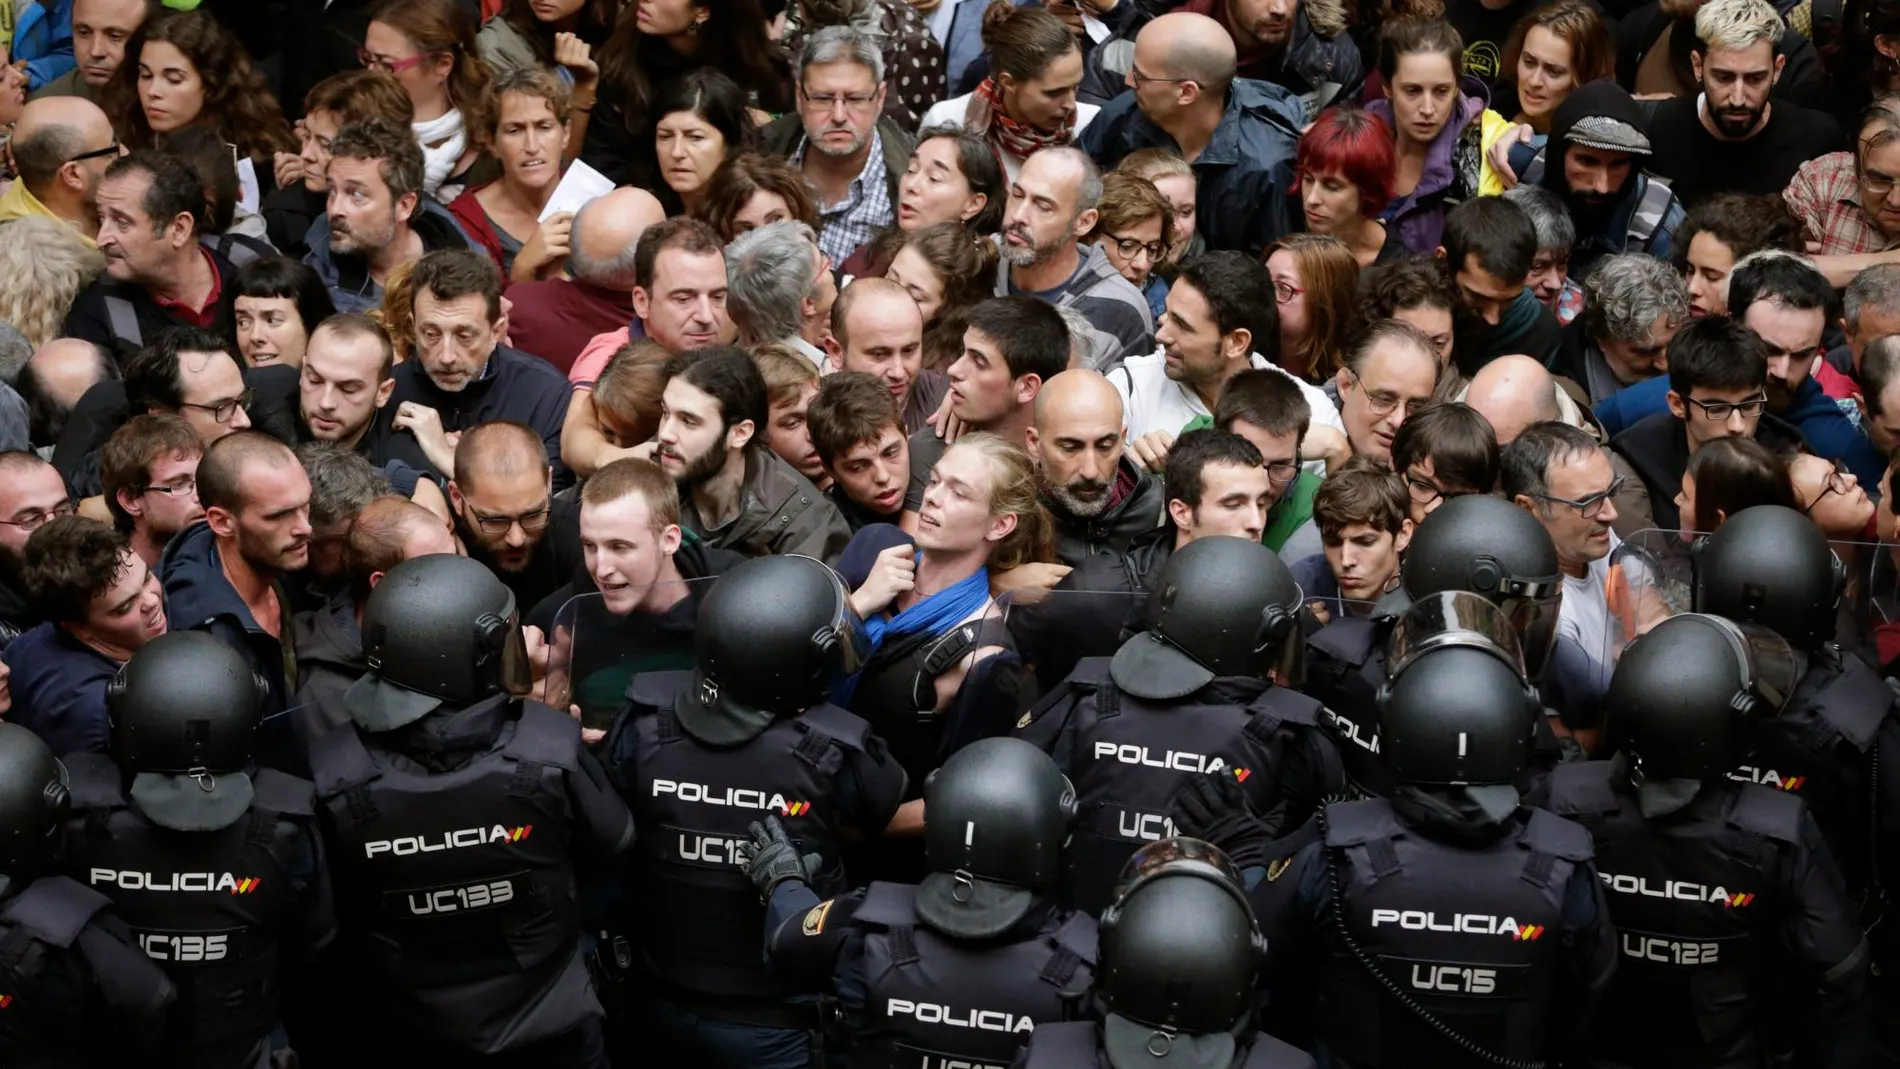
[1110,535,1304,700]
[1098,839,1268,1064]
[1400,495,1563,679]
[1604,613,1797,783]
[1693,504,1845,651]
[345,554,531,733]
[107,631,269,832]
[915,737,1077,939]
[0,723,70,900]
[678,555,869,745]
[1377,592,1542,804]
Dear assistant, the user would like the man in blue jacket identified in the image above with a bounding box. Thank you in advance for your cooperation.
[1079,12,1302,255]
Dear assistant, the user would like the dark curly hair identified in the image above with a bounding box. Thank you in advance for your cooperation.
[102,9,296,164]
[1670,193,1806,276]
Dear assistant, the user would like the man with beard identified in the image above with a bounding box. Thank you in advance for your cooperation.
[62,153,238,358]
[653,346,851,563]
[4,517,167,756]
[994,146,1153,359]
[0,96,118,238]
[1641,0,1842,206]
[448,419,583,616]
[303,118,474,315]
[384,250,574,485]
[296,314,412,480]
[1179,0,1362,120]
[762,26,914,264]
[824,277,946,435]
[0,452,73,645]
[1027,369,1162,566]
[1438,196,1564,372]
[100,414,204,568]
[159,432,312,773]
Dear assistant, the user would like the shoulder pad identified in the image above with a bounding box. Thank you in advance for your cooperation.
[309,722,376,797]
[1022,1021,1099,1064]
[1065,657,1112,688]
[1307,617,1379,667]
[1050,909,1099,965]
[248,769,317,818]
[1322,798,1401,847]
[64,752,126,810]
[852,880,917,928]
[1810,659,1895,751]
[625,670,694,711]
[798,703,873,752]
[1540,760,1620,818]
[1249,686,1324,728]
[1728,783,1805,846]
[1520,807,1596,863]
[507,700,583,769]
[1,877,111,949]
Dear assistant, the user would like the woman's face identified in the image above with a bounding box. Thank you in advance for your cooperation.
[887,245,948,325]
[495,90,568,192]
[233,296,309,369]
[1300,167,1365,234]
[733,190,794,236]
[636,0,704,38]
[138,40,205,134]
[363,20,444,107]
[1150,173,1197,261]
[1386,51,1459,146]
[1675,468,1700,543]
[1097,214,1166,288]
[656,109,727,200]
[899,137,985,232]
[1515,26,1577,123]
[1267,248,1311,344]
[0,64,26,128]
[527,0,587,23]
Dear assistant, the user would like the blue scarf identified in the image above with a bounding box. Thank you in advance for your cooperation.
[835,560,991,705]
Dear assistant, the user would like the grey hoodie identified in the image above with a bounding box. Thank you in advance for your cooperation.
[994,240,1155,361]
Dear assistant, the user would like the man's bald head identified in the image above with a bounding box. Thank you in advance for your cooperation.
[833,277,922,347]
[1035,368,1124,425]
[1030,370,1128,517]
[20,338,114,445]
[1465,355,1561,446]
[453,420,551,492]
[345,495,458,598]
[11,97,114,190]
[1139,13,1238,93]
[571,188,667,292]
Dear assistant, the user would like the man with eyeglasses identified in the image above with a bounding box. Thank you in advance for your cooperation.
[100,414,204,569]
[448,420,583,618]
[1504,421,1624,678]
[1336,319,1440,465]
[1080,12,1303,254]
[0,95,119,240]
[0,452,74,647]
[1787,93,1900,288]
[1181,367,1324,559]
[760,26,913,264]
[1389,400,1498,528]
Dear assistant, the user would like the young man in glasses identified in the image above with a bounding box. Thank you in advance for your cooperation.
[1504,421,1624,678]
[448,419,583,617]
[100,413,204,569]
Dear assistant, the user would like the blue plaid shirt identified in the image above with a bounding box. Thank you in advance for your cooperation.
[796,130,891,264]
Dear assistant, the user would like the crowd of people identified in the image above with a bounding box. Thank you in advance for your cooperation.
[0,0,1896,1061]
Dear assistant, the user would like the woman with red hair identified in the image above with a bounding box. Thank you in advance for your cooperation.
[1296,106,1398,268]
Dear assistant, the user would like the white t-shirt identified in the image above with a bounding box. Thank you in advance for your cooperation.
[1105,350,1344,477]
[1558,530,1622,671]
[916,93,1102,183]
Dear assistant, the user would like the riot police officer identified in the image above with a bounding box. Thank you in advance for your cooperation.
[1013,837,1315,1069]
[1251,592,1616,1068]
[62,631,334,1069]
[0,721,176,1067]
[309,554,635,1068]
[1541,611,1871,1067]
[745,736,1096,1069]
[606,554,909,1069]
[1307,494,1565,798]
[1014,535,1336,915]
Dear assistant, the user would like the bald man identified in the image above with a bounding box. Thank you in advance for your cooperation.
[999,147,1154,359]
[1461,354,1594,446]
[448,419,584,611]
[503,187,667,375]
[824,277,947,434]
[0,96,120,239]
[1079,10,1304,254]
[19,337,115,446]
[1028,369,1164,566]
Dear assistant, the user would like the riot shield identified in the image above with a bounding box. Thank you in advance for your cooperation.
[542,578,718,732]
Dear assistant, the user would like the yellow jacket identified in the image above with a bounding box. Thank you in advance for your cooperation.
[0,180,96,247]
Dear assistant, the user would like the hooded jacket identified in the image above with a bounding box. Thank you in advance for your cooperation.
[992,241,1155,360]
[1080,79,1306,255]
[679,445,852,566]
[1530,81,1685,284]
[301,198,475,315]
[1042,455,1164,568]
[1367,75,1488,256]
[1,622,117,756]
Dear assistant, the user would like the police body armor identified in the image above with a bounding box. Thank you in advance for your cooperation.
[0,876,172,1068]
[848,620,986,784]
[311,699,585,1050]
[849,881,1097,1069]
[1305,616,1392,797]
[1056,660,1322,915]
[626,671,869,1006]
[63,752,312,1069]
[1318,797,1589,1068]
[1019,1021,1317,1069]
[1543,760,1805,1067]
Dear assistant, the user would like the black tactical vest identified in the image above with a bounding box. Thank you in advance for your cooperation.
[849,881,1096,1069]
[849,620,986,787]
[1304,616,1392,797]
[1316,798,1590,1068]
[0,876,171,1069]
[625,672,870,1003]
[311,700,588,1050]
[1018,1021,1317,1069]
[63,753,314,1069]
[1544,761,1803,1067]
[1057,663,1314,915]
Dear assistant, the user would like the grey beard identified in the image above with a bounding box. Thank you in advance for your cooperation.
[1046,481,1112,518]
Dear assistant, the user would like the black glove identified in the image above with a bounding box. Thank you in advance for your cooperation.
[740,816,823,902]
[1169,773,1270,869]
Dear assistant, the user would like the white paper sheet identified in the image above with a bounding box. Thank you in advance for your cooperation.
[538,160,615,222]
